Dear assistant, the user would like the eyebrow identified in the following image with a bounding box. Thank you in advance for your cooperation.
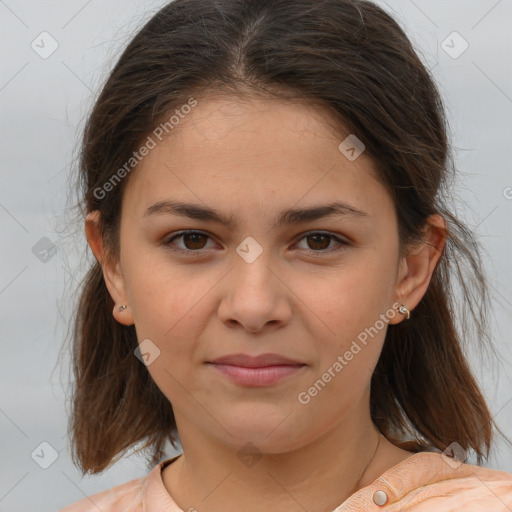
[142,200,369,229]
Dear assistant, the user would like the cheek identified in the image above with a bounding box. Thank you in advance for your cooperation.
[301,251,397,380]
[308,258,395,332]
[124,269,208,396]
[124,251,208,334]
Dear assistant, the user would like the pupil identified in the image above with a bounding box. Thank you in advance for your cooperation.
[309,234,329,250]
[185,233,206,249]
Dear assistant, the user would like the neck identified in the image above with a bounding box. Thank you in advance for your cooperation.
[161,413,411,512]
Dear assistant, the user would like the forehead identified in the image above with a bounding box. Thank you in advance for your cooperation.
[121,96,393,225]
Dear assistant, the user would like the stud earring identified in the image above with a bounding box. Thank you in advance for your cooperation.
[398,304,411,319]
[118,304,128,311]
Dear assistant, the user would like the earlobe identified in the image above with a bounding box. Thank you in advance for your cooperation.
[85,211,135,326]
[112,303,134,326]
[388,214,447,325]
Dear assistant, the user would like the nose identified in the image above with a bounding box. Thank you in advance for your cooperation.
[217,248,292,333]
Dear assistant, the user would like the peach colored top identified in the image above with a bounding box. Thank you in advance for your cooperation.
[61,451,512,511]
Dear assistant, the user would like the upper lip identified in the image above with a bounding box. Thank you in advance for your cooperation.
[207,353,305,367]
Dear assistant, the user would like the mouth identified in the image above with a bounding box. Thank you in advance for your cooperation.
[206,362,306,387]
[205,353,307,387]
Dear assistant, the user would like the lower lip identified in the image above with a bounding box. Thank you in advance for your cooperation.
[207,363,305,386]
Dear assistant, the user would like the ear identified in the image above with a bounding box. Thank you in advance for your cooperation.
[85,210,134,326]
[388,214,447,325]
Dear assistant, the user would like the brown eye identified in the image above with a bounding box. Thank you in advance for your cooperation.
[181,232,209,250]
[306,234,331,250]
[163,231,215,253]
[295,231,349,255]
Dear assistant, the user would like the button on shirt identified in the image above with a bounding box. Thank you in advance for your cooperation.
[60,451,512,511]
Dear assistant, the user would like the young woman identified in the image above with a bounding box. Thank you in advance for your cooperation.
[62,0,512,510]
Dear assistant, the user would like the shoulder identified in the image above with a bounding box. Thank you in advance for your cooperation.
[59,476,145,512]
[338,451,512,511]
[383,451,512,511]
[59,457,174,512]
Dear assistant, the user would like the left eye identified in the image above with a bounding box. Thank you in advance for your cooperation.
[162,230,348,255]
[294,232,348,253]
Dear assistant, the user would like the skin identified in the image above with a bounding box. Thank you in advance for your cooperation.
[86,95,446,512]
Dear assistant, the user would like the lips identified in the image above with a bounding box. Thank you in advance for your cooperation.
[206,353,306,387]
[207,353,305,368]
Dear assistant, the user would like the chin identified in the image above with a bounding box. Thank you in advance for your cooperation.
[215,411,307,454]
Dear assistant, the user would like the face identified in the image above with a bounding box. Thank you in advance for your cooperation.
[99,96,411,454]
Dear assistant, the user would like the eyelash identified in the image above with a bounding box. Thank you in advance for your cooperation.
[161,230,350,257]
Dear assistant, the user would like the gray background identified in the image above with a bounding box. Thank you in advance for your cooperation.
[1,1,511,510]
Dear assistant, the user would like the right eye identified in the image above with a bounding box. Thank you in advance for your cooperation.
[162,230,217,254]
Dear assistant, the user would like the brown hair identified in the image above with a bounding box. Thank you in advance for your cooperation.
[66,0,508,474]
